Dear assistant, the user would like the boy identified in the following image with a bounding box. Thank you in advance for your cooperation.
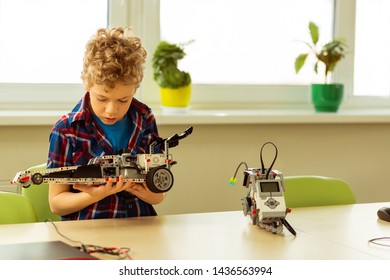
[48,27,165,220]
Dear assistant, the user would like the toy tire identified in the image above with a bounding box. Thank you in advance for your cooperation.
[31,173,44,185]
[242,197,251,216]
[146,166,174,193]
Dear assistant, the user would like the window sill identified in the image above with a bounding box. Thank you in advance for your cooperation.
[2,107,390,126]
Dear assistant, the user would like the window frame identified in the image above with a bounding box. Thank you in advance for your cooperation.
[0,0,389,111]
[136,0,390,109]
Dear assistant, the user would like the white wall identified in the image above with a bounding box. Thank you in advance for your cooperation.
[1,123,390,216]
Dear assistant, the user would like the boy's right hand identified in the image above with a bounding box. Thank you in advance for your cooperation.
[73,176,134,199]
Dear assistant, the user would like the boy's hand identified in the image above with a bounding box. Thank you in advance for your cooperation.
[72,176,165,205]
[73,176,133,198]
[125,182,165,205]
[126,181,148,195]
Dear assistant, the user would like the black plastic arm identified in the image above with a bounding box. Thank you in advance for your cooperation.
[149,126,193,151]
[165,126,193,148]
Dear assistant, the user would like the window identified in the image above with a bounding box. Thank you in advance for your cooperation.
[1,0,389,110]
[354,0,390,97]
[160,0,334,86]
[0,0,108,107]
[140,0,390,108]
[140,0,338,108]
[0,0,107,84]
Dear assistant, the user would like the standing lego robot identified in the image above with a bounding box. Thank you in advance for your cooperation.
[230,142,296,236]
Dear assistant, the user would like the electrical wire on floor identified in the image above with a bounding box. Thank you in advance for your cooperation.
[45,219,132,259]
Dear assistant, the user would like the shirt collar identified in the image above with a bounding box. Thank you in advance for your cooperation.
[68,92,93,127]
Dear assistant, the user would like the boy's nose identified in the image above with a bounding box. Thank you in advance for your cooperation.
[105,102,117,114]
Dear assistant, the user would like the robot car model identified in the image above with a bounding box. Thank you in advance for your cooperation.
[11,126,193,194]
[230,142,296,236]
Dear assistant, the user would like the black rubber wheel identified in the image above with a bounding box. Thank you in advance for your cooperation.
[146,167,174,193]
[31,173,44,185]
[242,197,251,216]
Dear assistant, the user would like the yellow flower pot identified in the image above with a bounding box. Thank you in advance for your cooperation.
[160,84,191,108]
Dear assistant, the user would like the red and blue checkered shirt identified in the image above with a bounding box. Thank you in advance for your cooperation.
[47,93,159,220]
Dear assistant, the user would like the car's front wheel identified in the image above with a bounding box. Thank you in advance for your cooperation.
[146,166,174,193]
[31,173,44,185]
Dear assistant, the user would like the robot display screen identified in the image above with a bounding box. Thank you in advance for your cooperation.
[260,181,280,193]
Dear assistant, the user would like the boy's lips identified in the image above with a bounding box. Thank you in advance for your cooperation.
[103,117,116,123]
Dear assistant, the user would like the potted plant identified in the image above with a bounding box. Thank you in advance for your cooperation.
[152,41,192,110]
[295,21,348,112]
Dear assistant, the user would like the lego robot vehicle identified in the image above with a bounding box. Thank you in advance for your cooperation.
[11,126,193,194]
[230,142,296,236]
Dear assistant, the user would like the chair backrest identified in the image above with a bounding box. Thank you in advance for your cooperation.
[21,163,60,222]
[0,191,38,224]
[283,175,356,208]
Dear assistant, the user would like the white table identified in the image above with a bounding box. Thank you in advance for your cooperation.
[0,202,389,260]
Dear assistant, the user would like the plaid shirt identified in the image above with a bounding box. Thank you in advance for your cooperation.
[48,93,159,220]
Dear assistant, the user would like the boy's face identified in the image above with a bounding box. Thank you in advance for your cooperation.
[88,82,136,125]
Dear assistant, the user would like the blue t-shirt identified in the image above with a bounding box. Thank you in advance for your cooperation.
[92,113,132,154]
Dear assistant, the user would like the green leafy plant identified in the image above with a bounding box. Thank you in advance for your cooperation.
[152,41,191,89]
[295,21,348,84]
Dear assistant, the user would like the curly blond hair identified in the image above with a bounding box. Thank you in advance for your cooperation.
[81,27,147,90]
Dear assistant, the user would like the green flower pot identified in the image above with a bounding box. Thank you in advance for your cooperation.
[311,84,344,112]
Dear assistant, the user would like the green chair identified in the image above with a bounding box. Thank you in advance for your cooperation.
[0,191,38,224]
[21,163,61,222]
[283,175,356,208]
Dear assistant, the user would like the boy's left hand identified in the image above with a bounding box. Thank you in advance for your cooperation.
[125,182,165,205]
[126,182,149,195]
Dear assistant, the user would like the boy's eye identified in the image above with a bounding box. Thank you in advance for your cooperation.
[95,96,107,102]
[119,99,130,103]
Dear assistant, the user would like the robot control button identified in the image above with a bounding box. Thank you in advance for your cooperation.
[264,198,280,209]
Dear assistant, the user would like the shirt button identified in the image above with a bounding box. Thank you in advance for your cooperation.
[128,204,133,209]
